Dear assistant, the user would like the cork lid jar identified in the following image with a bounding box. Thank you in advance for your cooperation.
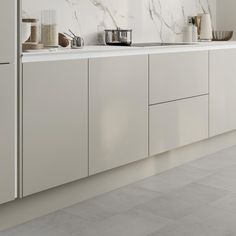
[22,18,39,43]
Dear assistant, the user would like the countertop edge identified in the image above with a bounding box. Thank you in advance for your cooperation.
[21,42,236,63]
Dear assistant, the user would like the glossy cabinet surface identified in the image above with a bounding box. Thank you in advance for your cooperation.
[0,0,15,63]
[149,51,208,104]
[149,95,209,156]
[23,59,88,196]
[89,55,149,175]
[209,49,236,137]
[18,48,236,197]
[0,65,15,204]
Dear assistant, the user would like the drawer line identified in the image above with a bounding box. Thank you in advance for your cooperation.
[149,93,209,106]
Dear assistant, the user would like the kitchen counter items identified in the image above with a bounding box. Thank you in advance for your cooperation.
[105,28,132,46]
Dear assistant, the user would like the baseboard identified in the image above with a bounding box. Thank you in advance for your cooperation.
[1,130,236,231]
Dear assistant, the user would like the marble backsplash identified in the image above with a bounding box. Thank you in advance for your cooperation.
[22,0,216,45]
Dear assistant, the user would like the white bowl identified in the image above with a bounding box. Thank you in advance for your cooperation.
[21,22,31,43]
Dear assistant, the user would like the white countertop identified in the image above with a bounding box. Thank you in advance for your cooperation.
[22,41,236,63]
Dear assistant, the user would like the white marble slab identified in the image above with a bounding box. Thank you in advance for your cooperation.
[22,0,216,45]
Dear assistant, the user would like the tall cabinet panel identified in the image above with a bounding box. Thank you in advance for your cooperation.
[209,49,236,137]
[0,64,15,204]
[89,55,149,175]
[23,59,88,196]
[0,0,16,205]
[0,0,15,63]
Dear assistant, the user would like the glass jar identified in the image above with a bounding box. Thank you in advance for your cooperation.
[41,10,58,47]
[22,18,39,43]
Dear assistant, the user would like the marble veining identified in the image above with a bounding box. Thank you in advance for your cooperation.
[64,0,81,33]
[22,0,216,44]
[147,0,184,41]
[89,0,118,28]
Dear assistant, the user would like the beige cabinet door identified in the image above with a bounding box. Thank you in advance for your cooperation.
[210,49,236,137]
[0,64,15,204]
[0,0,15,63]
[149,95,209,156]
[149,51,208,104]
[89,55,149,175]
[23,59,88,196]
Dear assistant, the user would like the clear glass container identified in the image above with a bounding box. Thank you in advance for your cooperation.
[41,10,58,47]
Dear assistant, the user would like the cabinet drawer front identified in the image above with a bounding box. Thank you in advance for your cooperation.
[149,51,208,104]
[23,60,88,196]
[0,64,15,204]
[149,95,209,156]
[89,55,148,175]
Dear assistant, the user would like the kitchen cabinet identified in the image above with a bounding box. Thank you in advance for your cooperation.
[149,95,209,156]
[210,49,236,137]
[149,51,208,104]
[0,64,15,204]
[23,59,88,196]
[89,55,148,175]
[0,0,15,63]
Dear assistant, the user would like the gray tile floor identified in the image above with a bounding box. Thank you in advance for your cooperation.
[2,145,236,236]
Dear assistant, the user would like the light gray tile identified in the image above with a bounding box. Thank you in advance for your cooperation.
[187,146,236,172]
[197,165,236,193]
[0,211,96,236]
[135,183,227,220]
[63,185,160,222]
[220,145,236,158]
[148,205,236,236]
[181,205,236,235]
[148,222,227,236]
[198,175,236,193]
[211,193,236,213]
[3,145,236,236]
[134,165,211,193]
[0,226,66,236]
[62,199,114,223]
[136,196,198,220]
[164,183,229,204]
[215,164,236,177]
[187,155,233,172]
[84,207,172,236]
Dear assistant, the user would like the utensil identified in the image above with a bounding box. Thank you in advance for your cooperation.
[64,30,84,49]
[105,28,132,46]
[71,36,84,49]
[64,32,73,39]
[69,29,77,37]
[212,31,234,41]
[194,16,201,38]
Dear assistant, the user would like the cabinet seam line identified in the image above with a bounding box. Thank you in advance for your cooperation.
[149,93,209,106]
[148,55,150,157]
[87,59,89,176]
[208,50,210,138]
